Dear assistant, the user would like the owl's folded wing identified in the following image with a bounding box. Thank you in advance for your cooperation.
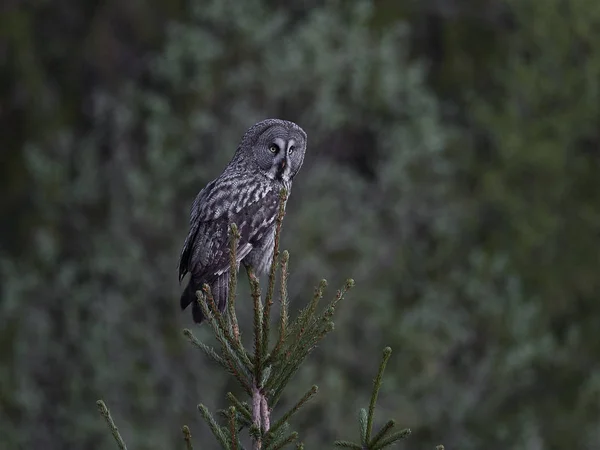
[178,178,281,284]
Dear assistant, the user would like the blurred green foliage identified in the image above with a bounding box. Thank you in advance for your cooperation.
[1,0,599,449]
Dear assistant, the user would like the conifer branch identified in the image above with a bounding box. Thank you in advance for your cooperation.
[287,279,327,344]
[197,287,253,370]
[262,189,287,361]
[183,328,227,367]
[269,250,290,363]
[359,408,368,446]
[266,279,353,407]
[369,420,395,448]
[268,323,333,408]
[228,223,242,342]
[268,385,317,443]
[264,279,332,400]
[267,431,298,450]
[182,425,194,450]
[323,279,355,321]
[370,429,411,450]
[198,404,230,449]
[334,346,410,450]
[197,292,253,395]
[277,278,353,385]
[227,392,253,425]
[228,407,239,450]
[224,356,253,396]
[333,441,362,449]
[366,347,392,443]
[202,284,227,329]
[268,323,334,405]
[96,400,128,450]
[249,424,261,444]
[201,284,253,369]
[335,347,411,449]
[248,268,263,383]
[266,421,290,448]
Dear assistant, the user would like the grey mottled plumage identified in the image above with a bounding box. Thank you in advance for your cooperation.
[178,119,307,323]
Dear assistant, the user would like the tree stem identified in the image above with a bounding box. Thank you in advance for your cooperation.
[252,384,270,449]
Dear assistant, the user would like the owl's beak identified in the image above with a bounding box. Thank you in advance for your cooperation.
[280,158,286,169]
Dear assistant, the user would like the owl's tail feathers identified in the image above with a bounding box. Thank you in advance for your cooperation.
[181,274,230,324]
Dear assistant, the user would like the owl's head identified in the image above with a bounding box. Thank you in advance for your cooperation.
[237,119,307,184]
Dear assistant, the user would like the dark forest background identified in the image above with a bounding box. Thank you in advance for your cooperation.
[1,0,599,449]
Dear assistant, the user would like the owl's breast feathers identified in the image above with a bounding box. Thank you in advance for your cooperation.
[178,175,282,287]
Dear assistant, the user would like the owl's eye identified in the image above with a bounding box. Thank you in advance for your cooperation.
[269,144,279,153]
[288,145,295,154]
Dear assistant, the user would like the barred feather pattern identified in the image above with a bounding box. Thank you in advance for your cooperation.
[178,118,306,323]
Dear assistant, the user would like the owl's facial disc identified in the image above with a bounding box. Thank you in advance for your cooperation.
[265,137,297,183]
[250,121,305,183]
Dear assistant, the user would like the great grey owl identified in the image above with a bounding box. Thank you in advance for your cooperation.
[178,119,307,323]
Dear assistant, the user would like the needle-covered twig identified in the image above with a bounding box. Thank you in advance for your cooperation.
[96,400,128,450]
